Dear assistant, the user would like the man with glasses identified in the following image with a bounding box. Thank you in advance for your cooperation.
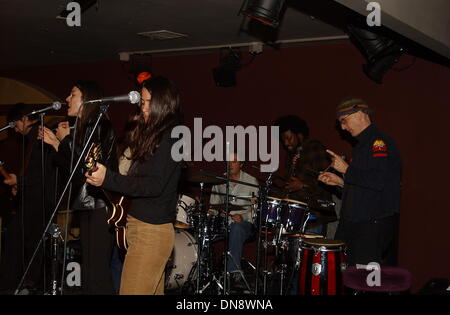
[318,98,401,266]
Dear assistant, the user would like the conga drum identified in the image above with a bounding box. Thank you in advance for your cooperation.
[298,238,346,295]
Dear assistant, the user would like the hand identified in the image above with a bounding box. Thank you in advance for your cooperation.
[55,121,70,141]
[85,163,106,187]
[4,173,17,186]
[230,214,243,223]
[38,126,60,151]
[326,149,349,174]
[291,153,300,167]
[318,171,344,187]
[285,176,303,192]
[11,184,17,196]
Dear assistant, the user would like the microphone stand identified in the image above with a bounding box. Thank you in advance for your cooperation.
[0,122,15,132]
[60,115,79,295]
[39,113,47,294]
[14,104,110,295]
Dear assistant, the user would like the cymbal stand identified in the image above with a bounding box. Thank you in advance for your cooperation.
[223,155,230,295]
[192,169,261,295]
[194,182,222,294]
[195,182,204,294]
[256,172,273,295]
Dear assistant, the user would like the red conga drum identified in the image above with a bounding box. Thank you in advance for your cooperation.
[298,239,346,295]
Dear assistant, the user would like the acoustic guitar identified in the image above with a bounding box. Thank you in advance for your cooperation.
[85,143,128,250]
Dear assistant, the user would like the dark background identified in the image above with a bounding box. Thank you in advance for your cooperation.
[1,42,449,292]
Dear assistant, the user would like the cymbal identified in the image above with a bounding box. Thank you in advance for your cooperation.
[182,169,225,185]
[209,203,247,211]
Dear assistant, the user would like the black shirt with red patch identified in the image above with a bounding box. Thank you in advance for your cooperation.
[342,124,401,222]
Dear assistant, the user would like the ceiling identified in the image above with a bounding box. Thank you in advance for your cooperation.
[0,0,448,70]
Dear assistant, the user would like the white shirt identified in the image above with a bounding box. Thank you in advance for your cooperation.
[209,171,259,224]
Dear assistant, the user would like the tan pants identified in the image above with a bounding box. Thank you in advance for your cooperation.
[120,215,174,295]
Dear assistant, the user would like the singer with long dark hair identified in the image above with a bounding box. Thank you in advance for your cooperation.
[85,75,181,295]
[40,80,117,294]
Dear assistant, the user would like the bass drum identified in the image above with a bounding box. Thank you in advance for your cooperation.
[165,229,197,291]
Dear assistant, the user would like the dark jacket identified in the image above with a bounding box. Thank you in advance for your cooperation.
[101,131,181,225]
[19,124,58,212]
[341,124,401,222]
[54,117,117,210]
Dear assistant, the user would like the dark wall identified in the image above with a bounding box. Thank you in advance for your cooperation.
[1,42,449,292]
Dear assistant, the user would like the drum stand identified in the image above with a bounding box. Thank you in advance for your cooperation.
[193,182,224,294]
[226,250,253,294]
[281,211,313,295]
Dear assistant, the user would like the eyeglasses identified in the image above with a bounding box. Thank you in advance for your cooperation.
[338,111,357,125]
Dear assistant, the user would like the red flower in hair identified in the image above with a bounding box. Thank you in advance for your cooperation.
[137,72,152,84]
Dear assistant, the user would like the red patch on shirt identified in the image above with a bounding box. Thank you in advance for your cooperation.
[372,139,388,157]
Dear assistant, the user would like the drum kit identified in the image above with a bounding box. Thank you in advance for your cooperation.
[165,168,347,295]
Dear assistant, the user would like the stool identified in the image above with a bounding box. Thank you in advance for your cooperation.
[343,265,412,295]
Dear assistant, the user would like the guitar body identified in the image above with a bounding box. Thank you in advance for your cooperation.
[86,144,130,250]
[115,225,127,251]
[105,194,129,250]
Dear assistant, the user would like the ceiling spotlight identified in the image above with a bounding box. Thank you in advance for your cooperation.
[347,22,404,84]
[240,0,286,28]
[212,49,242,87]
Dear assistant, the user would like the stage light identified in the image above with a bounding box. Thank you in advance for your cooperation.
[347,22,403,84]
[212,49,242,87]
[240,0,286,28]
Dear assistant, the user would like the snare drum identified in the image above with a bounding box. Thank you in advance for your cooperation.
[280,199,308,234]
[175,195,196,229]
[165,230,197,290]
[298,238,346,295]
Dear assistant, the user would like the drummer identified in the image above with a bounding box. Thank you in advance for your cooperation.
[209,152,258,290]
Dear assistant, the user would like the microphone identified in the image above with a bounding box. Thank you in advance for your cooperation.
[0,122,16,132]
[28,102,63,116]
[83,91,140,105]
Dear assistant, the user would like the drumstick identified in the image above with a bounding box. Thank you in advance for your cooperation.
[322,164,332,173]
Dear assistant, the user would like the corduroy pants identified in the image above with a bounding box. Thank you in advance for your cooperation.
[120,215,174,295]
